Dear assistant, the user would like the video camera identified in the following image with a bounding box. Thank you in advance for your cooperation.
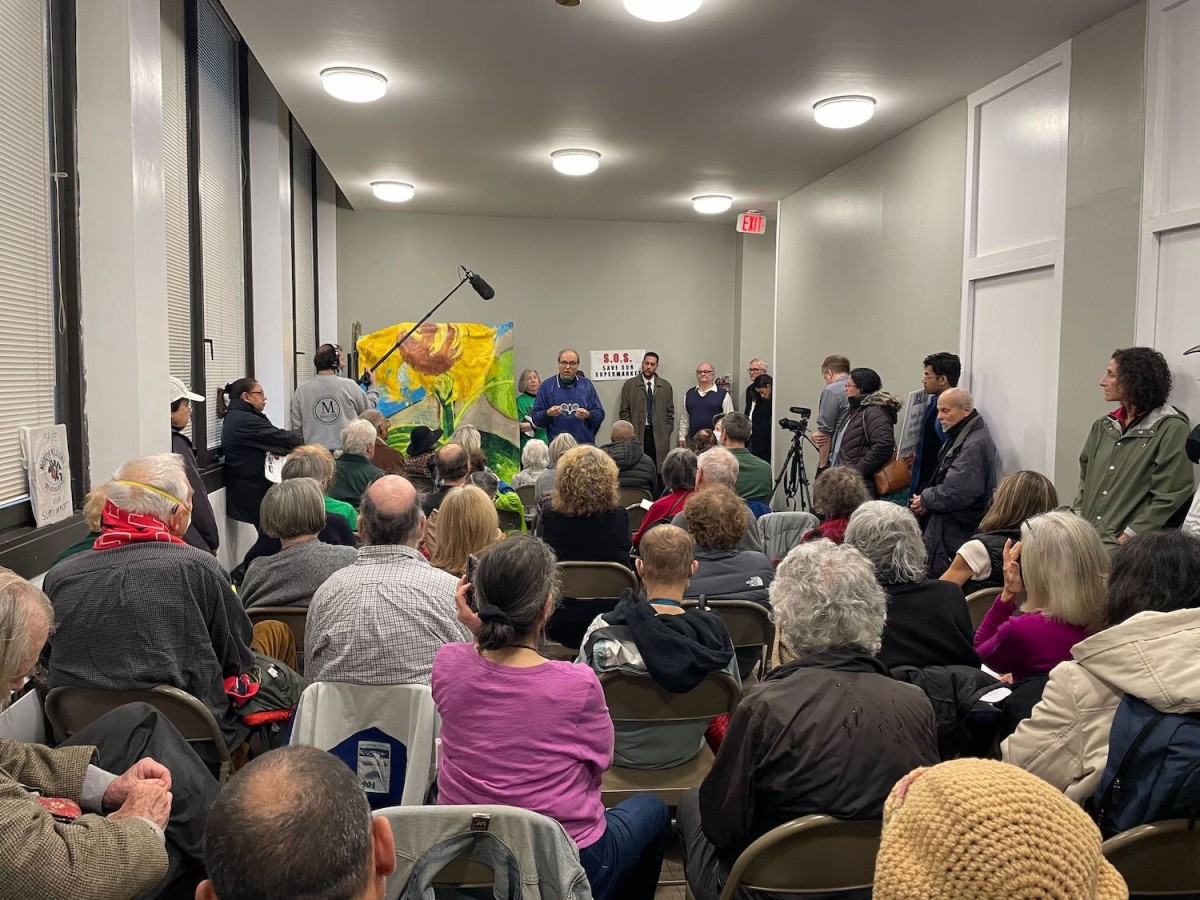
[778,406,812,433]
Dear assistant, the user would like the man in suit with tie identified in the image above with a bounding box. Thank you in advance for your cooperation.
[619,351,675,482]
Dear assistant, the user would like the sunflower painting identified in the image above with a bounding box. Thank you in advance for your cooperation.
[356,321,519,480]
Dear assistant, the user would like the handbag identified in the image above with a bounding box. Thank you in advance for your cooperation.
[874,452,912,496]
[224,651,304,727]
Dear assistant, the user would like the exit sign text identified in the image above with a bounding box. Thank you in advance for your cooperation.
[737,212,767,235]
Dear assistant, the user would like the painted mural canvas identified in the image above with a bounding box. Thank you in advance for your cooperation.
[357,321,519,480]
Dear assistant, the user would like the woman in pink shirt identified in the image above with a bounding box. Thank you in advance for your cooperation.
[432,536,670,900]
[974,510,1108,681]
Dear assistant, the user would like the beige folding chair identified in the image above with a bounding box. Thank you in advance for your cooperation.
[1102,819,1200,896]
[558,561,638,599]
[618,486,654,507]
[718,815,883,899]
[246,606,309,674]
[599,670,740,808]
[684,599,775,679]
[626,503,647,537]
[964,587,997,631]
[45,685,235,783]
[515,483,537,520]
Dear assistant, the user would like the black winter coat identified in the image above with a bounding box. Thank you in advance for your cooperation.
[920,412,999,576]
[832,392,901,496]
[220,398,302,526]
[600,440,658,497]
[172,429,220,553]
[698,648,937,854]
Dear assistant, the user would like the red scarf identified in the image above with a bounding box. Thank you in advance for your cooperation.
[93,500,186,550]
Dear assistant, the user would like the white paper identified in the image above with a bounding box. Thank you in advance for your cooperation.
[264,452,287,484]
[0,691,48,743]
[980,687,1013,704]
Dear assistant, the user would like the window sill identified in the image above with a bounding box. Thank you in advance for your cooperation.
[0,514,88,579]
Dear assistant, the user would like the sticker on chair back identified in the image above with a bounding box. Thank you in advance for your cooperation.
[328,727,409,809]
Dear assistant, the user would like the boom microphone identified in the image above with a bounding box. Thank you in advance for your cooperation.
[466,270,495,301]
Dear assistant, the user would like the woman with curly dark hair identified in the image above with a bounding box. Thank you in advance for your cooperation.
[1076,347,1193,549]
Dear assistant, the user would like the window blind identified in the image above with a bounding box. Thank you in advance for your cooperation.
[195,0,246,449]
[291,121,316,388]
[0,0,58,505]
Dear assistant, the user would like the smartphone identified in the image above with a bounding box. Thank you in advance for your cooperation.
[465,554,479,611]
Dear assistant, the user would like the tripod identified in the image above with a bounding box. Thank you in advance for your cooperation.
[772,421,821,511]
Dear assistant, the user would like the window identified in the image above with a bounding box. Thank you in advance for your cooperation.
[162,0,193,428]
[0,0,81,526]
[291,118,317,388]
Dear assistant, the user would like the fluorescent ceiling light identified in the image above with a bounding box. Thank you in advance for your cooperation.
[692,194,732,214]
[371,181,414,203]
[624,0,703,22]
[321,67,388,103]
[813,95,876,129]
[551,149,601,176]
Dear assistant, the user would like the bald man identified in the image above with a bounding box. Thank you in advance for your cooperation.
[601,420,659,497]
[306,475,471,686]
[680,361,733,446]
[909,387,999,575]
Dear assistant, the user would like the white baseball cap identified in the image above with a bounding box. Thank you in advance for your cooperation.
[168,376,205,404]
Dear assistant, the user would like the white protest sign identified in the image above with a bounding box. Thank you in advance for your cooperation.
[589,349,646,382]
[896,389,929,458]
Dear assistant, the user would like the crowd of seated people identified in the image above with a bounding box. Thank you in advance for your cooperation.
[10,341,1200,899]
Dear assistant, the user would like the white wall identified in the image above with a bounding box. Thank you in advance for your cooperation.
[335,211,740,427]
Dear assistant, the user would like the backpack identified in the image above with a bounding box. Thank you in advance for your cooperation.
[1093,694,1200,837]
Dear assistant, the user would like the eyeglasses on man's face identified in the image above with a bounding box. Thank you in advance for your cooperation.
[558,360,579,368]
[696,369,714,376]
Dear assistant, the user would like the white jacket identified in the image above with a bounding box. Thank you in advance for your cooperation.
[1002,607,1200,804]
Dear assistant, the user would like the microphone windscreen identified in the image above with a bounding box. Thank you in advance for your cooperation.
[469,273,496,301]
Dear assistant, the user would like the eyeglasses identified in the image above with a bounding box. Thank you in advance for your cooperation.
[696,369,714,375]
[558,360,579,367]
[748,367,765,374]
[247,390,265,397]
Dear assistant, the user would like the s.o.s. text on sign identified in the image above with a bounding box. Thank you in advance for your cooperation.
[590,349,645,381]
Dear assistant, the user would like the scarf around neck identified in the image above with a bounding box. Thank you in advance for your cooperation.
[93,500,186,550]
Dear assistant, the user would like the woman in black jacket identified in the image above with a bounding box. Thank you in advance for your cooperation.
[218,377,302,529]
[829,367,901,497]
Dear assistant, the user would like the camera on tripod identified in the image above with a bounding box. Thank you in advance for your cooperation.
[778,406,812,432]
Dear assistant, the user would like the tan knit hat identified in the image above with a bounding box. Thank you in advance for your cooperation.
[874,758,1127,900]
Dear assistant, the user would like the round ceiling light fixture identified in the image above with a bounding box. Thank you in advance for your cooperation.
[692,194,733,215]
[320,67,388,103]
[371,181,414,203]
[551,148,601,176]
[813,95,876,129]
[624,0,703,22]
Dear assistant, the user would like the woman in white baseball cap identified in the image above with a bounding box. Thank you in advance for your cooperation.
[169,376,220,555]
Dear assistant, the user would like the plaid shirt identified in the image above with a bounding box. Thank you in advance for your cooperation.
[306,544,471,686]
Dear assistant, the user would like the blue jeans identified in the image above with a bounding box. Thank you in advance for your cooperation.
[578,795,671,900]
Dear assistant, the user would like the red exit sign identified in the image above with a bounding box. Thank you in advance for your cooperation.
[736,212,767,235]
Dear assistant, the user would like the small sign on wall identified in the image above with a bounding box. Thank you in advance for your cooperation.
[589,349,645,381]
[19,424,73,527]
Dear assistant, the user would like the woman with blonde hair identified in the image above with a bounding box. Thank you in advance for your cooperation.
[941,470,1058,591]
[974,510,1108,682]
[538,445,631,568]
[429,485,503,577]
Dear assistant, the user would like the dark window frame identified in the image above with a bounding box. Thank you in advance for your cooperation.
[289,115,319,389]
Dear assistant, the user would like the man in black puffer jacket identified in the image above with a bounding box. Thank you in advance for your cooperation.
[601,421,659,497]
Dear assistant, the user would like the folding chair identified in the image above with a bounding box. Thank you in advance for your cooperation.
[546,561,640,651]
[618,486,654,507]
[684,598,775,679]
[515,483,537,521]
[718,815,883,899]
[290,681,440,808]
[599,670,740,808]
[45,685,235,782]
[964,587,997,631]
[1102,819,1200,896]
[626,503,647,538]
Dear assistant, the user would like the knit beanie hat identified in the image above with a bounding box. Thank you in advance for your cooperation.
[874,758,1127,900]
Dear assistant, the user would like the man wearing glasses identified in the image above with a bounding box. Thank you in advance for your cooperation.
[531,348,606,444]
[743,359,773,462]
[679,362,733,447]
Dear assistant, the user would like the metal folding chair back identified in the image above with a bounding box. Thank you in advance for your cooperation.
[964,587,996,631]
[618,486,654,507]
[1102,819,1200,896]
[684,599,774,676]
[558,561,638,599]
[515,483,537,516]
[718,815,883,898]
[626,503,647,537]
[245,606,308,653]
[45,685,235,782]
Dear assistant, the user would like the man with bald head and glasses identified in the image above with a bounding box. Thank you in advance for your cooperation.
[531,347,606,445]
[679,362,733,448]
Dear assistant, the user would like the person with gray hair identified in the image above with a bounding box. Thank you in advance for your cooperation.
[844,501,979,670]
[330,419,385,509]
[511,438,550,490]
[358,409,405,475]
[240,478,358,609]
[600,419,658,497]
[197,745,396,900]
[1,570,221,899]
[43,453,298,766]
[718,411,773,503]
[632,447,697,547]
[678,540,938,900]
[533,432,579,502]
[307,475,470,686]
[669,447,764,553]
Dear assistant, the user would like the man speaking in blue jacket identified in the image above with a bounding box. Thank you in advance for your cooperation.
[531,348,606,444]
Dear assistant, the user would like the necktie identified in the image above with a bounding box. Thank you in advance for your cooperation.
[645,382,654,424]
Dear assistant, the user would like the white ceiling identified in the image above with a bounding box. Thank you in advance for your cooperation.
[223,0,1137,223]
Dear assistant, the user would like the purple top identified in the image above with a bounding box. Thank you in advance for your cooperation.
[973,596,1089,681]
[432,641,613,848]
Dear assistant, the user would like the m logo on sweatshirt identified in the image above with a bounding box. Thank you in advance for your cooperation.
[314,396,341,424]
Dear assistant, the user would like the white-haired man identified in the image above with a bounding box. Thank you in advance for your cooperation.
[329,419,385,508]
[43,454,296,767]
[669,447,763,553]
